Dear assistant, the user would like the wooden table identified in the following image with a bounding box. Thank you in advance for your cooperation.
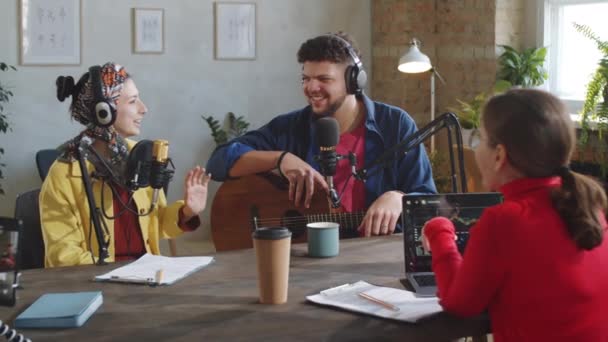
[0,235,490,341]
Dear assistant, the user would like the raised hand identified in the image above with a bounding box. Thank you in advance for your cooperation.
[278,152,328,208]
[181,166,211,220]
[357,190,404,237]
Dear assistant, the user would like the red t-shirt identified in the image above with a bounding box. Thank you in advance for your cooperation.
[333,120,366,213]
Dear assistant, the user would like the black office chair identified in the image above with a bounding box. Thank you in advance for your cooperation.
[14,189,44,270]
[35,149,60,181]
[0,216,23,306]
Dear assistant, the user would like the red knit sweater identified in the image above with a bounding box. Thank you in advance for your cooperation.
[425,177,608,342]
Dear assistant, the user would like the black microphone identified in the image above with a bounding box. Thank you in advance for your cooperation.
[315,117,341,208]
[125,140,153,190]
[125,139,173,209]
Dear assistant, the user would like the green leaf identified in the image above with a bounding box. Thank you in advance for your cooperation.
[497,44,547,87]
[573,23,608,55]
[202,112,250,146]
[0,60,15,195]
[575,24,608,131]
[494,80,512,92]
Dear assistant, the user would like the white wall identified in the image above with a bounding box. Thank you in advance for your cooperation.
[0,0,371,244]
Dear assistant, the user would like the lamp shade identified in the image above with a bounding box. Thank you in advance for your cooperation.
[397,39,432,73]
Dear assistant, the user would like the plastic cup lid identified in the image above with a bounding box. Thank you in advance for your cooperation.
[252,227,292,240]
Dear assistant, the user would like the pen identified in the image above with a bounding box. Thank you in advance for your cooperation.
[358,292,400,312]
[155,269,164,285]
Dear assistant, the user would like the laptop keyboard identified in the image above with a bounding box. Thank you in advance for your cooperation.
[413,274,436,287]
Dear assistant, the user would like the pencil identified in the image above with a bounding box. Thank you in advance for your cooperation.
[358,292,400,312]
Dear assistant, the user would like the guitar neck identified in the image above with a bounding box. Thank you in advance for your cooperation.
[305,211,366,230]
[211,173,368,251]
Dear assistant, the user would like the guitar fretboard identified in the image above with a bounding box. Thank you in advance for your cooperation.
[253,211,366,233]
[305,211,366,230]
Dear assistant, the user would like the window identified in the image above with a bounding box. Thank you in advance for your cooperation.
[541,0,608,113]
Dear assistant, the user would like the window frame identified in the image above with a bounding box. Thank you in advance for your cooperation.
[536,0,608,114]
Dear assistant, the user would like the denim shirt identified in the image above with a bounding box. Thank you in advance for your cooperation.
[206,95,437,231]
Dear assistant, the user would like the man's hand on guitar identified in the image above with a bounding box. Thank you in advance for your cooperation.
[279,152,328,208]
[357,190,404,237]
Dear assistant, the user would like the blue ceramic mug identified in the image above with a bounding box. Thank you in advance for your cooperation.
[307,222,339,257]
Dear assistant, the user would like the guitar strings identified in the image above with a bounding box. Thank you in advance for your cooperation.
[221,213,368,231]
[256,213,366,223]
[257,215,364,223]
[255,215,367,225]
[254,211,367,226]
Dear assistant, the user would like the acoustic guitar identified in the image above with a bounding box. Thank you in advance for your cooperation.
[210,173,365,251]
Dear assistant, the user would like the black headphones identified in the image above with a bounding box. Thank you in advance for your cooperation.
[88,65,117,128]
[331,35,368,95]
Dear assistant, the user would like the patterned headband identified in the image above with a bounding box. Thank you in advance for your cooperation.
[71,63,129,127]
[58,63,130,165]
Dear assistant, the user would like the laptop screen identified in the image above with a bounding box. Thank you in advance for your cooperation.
[401,193,503,273]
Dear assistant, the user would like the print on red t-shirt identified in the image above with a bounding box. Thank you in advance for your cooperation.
[333,121,366,213]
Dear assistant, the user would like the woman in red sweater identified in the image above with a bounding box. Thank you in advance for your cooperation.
[422,89,608,341]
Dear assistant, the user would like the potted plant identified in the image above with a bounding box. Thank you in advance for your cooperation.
[497,45,548,87]
[0,62,16,195]
[203,112,250,145]
[572,23,608,179]
[449,92,487,147]
[573,23,608,140]
[449,80,511,147]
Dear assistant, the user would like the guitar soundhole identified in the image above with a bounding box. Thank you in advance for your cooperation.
[282,210,307,240]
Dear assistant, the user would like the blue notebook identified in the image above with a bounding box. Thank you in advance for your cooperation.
[14,291,103,328]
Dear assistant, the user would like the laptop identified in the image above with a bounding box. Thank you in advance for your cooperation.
[401,193,503,296]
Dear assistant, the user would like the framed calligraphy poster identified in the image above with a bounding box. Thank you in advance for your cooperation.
[19,0,81,65]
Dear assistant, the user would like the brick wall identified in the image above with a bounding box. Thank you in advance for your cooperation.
[495,0,525,48]
[371,0,526,190]
[372,0,499,125]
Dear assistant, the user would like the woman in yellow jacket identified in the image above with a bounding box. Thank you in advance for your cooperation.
[40,63,210,267]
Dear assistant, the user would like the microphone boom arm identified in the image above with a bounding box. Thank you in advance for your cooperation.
[76,144,110,265]
[354,112,467,193]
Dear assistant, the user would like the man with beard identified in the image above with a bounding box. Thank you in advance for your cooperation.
[206,32,436,237]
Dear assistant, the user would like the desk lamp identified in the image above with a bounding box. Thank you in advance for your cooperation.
[398,38,445,152]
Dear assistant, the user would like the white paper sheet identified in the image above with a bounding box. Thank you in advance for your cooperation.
[306,281,442,322]
[95,253,214,285]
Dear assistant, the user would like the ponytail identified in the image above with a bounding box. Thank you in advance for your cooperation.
[551,168,607,250]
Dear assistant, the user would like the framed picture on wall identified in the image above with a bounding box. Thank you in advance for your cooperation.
[19,0,81,65]
[132,8,164,54]
[214,2,256,60]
